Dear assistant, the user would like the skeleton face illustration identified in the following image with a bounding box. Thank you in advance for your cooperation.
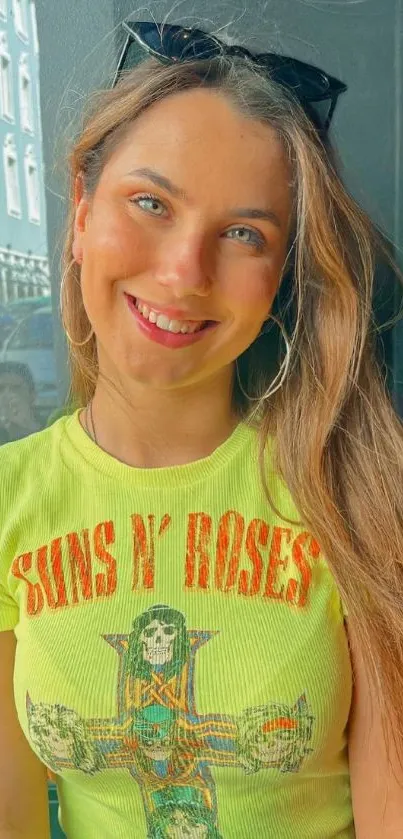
[140,619,178,665]
[165,809,208,839]
[141,732,173,761]
[30,722,74,760]
[48,730,75,759]
[251,735,283,765]
[28,703,76,764]
[133,704,176,762]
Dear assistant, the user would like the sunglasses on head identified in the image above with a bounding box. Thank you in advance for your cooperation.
[114,20,348,133]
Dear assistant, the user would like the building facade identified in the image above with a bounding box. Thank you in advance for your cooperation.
[0,0,49,302]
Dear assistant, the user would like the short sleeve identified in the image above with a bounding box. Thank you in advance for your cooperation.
[0,572,19,632]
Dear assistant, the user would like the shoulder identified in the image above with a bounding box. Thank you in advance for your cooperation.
[0,416,70,506]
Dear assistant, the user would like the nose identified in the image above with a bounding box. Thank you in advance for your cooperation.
[153,232,211,299]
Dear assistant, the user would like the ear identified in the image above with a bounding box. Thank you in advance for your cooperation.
[72,173,90,265]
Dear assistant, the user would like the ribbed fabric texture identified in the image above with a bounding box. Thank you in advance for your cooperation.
[0,412,354,839]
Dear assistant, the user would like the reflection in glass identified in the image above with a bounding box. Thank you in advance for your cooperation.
[19,52,33,131]
[0,0,51,442]
[12,0,28,41]
[3,133,21,215]
[0,31,13,119]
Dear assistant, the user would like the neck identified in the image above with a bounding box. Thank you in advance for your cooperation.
[85,370,239,469]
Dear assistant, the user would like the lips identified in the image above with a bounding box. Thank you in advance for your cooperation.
[124,293,218,349]
[134,297,207,334]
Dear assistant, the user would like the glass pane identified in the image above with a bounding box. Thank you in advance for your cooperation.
[0,0,52,443]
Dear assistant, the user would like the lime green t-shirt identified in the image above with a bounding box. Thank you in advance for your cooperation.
[0,412,354,839]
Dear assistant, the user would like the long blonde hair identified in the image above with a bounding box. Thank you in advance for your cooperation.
[61,55,403,737]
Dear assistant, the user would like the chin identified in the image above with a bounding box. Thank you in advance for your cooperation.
[125,362,191,390]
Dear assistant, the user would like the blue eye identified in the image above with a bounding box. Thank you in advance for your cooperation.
[225,227,265,249]
[131,194,166,216]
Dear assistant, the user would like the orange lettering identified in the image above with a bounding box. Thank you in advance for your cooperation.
[67,530,93,603]
[158,514,171,536]
[185,513,212,588]
[36,539,68,609]
[215,511,245,592]
[289,532,314,607]
[239,519,268,596]
[264,526,291,600]
[50,538,69,607]
[94,521,117,597]
[11,553,44,616]
[131,515,155,590]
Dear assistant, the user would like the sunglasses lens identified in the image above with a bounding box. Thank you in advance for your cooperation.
[121,38,146,72]
[136,22,221,61]
[258,56,330,100]
[308,98,333,129]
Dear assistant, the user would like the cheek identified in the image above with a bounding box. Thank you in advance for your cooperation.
[228,264,279,322]
[82,208,150,295]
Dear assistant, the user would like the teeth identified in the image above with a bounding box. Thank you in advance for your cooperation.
[135,299,204,335]
[167,320,181,334]
[156,313,171,331]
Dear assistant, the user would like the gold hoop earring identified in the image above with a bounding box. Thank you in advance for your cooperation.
[235,314,291,403]
[64,324,94,347]
[60,258,94,347]
[59,258,75,315]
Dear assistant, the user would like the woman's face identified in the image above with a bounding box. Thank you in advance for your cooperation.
[73,88,292,395]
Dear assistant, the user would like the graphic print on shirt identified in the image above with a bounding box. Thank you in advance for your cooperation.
[26,605,314,838]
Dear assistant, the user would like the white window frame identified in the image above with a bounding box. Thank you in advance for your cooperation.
[0,31,14,121]
[12,0,28,40]
[4,134,22,218]
[24,143,39,223]
[29,0,38,54]
[0,0,7,22]
[19,52,33,132]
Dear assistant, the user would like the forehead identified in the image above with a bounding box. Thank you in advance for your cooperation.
[100,88,292,218]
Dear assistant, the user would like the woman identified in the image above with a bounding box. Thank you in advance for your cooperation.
[0,21,402,839]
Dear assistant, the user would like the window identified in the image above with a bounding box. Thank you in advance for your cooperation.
[29,0,38,54]
[12,0,27,39]
[24,144,39,222]
[0,31,14,120]
[19,53,33,132]
[0,0,7,22]
[8,308,53,349]
[3,134,21,217]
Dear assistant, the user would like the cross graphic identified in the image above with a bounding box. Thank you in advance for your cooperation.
[26,605,314,838]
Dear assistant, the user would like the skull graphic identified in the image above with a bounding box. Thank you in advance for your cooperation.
[165,809,208,838]
[133,705,176,761]
[141,619,178,666]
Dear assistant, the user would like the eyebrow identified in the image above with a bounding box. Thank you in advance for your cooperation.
[126,166,282,229]
[127,167,187,200]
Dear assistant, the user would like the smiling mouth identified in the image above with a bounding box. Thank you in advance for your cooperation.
[129,295,214,334]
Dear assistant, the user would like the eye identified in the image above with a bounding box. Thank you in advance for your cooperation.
[224,226,265,250]
[130,193,167,216]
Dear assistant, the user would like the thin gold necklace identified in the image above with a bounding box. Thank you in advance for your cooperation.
[85,400,97,445]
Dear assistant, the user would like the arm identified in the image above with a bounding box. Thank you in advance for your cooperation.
[348,626,403,838]
[0,631,51,839]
